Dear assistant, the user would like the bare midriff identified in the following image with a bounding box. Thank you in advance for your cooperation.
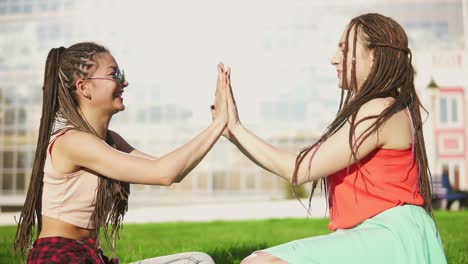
[38,215,94,241]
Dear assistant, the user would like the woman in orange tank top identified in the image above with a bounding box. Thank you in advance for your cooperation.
[14,42,229,263]
[221,13,447,264]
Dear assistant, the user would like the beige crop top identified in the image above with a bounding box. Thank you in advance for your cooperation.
[41,128,99,229]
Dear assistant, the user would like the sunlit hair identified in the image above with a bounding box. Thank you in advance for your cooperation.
[292,13,433,216]
[14,42,130,258]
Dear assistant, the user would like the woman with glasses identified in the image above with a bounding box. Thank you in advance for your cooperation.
[14,42,226,263]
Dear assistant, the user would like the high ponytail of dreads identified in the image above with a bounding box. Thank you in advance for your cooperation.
[14,43,130,258]
[14,47,65,257]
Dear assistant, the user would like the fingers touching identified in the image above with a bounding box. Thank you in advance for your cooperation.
[212,63,228,123]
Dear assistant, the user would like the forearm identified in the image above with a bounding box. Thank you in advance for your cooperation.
[229,124,297,182]
[157,120,225,184]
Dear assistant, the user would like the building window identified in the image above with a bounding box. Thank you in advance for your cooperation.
[439,97,447,123]
[451,97,458,122]
[212,171,227,191]
[240,168,260,192]
[2,173,14,193]
[3,151,14,168]
[17,151,28,168]
[438,95,462,126]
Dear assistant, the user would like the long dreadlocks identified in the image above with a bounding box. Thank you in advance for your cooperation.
[292,13,432,216]
[14,42,130,257]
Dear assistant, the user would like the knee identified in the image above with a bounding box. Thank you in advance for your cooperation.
[241,253,261,264]
[241,252,287,264]
[240,255,254,264]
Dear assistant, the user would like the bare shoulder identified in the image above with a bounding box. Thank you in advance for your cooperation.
[364,97,412,149]
[56,129,101,145]
[354,97,411,149]
[356,97,393,117]
[53,129,105,157]
[49,129,104,173]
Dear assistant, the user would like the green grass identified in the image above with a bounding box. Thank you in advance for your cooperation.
[1,211,467,263]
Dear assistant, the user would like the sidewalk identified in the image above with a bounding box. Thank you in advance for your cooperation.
[0,198,328,226]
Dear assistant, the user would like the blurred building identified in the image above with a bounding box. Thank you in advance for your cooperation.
[0,0,466,210]
[417,50,468,191]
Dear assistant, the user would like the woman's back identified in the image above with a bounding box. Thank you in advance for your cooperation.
[41,128,99,238]
[328,101,424,230]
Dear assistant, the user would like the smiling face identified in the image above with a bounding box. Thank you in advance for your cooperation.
[330,24,374,91]
[80,52,129,115]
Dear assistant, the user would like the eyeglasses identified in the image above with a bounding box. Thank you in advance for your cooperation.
[83,68,126,86]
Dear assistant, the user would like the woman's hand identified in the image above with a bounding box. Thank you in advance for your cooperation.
[224,67,242,140]
[211,63,228,127]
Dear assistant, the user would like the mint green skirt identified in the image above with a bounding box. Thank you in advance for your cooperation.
[262,205,446,264]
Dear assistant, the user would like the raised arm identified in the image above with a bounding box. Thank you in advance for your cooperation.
[225,70,405,184]
[108,130,158,160]
[52,64,229,186]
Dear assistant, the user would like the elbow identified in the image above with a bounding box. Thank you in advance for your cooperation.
[173,178,182,183]
[289,176,303,186]
[153,168,185,186]
[291,172,318,185]
[298,174,324,185]
[294,178,307,186]
[159,177,174,186]
[173,172,187,183]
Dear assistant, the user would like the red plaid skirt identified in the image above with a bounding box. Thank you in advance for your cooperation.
[27,237,119,264]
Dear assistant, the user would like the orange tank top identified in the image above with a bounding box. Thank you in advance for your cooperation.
[327,110,424,230]
[41,128,99,229]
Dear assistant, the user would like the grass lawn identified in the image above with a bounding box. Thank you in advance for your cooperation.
[1,211,467,263]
